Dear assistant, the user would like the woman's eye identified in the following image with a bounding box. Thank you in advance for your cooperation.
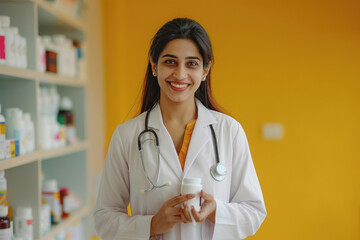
[187,61,199,67]
[165,59,176,64]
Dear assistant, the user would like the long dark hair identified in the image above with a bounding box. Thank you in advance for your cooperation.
[141,18,221,113]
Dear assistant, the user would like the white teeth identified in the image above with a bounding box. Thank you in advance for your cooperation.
[170,82,187,88]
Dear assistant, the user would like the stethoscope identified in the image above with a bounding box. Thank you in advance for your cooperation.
[138,105,227,193]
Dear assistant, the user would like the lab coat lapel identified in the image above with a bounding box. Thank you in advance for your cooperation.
[183,100,217,176]
[147,104,182,180]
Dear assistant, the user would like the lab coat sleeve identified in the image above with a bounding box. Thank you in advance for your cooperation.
[94,126,154,240]
[212,123,267,240]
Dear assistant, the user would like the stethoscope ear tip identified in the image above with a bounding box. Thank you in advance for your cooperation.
[166,181,172,186]
[140,189,145,194]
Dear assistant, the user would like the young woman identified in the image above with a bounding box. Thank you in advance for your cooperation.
[94,18,266,240]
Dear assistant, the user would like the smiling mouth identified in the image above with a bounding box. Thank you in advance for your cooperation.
[170,82,188,88]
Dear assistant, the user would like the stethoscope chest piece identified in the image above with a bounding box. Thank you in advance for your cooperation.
[210,163,227,182]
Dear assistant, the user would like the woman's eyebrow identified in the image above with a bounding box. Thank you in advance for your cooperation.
[161,54,200,61]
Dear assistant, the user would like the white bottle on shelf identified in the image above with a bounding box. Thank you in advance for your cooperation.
[64,39,77,78]
[5,108,19,140]
[23,113,35,153]
[0,105,5,160]
[12,109,27,155]
[12,27,21,68]
[19,35,27,69]
[14,207,33,240]
[0,19,6,65]
[37,36,46,72]
[42,179,61,225]
[0,16,16,67]
[53,34,66,76]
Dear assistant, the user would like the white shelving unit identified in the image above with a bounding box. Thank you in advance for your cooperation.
[0,0,90,239]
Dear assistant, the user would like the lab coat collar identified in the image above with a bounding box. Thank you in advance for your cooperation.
[146,99,217,179]
[147,99,217,130]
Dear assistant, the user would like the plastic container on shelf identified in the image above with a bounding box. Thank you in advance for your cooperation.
[58,97,77,145]
[37,36,46,72]
[59,187,70,219]
[0,171,7,207]
[14,207,33,240]
[18,34,27,69]
[40,204,51,235]
[0,206,11,240]
[0,16,16,67]
[5,108,19,140]
[42,179,61,225]
[12,110,26,156]
[23,113,35,153]
[0,104,5,160]
[42,36,57,73]
[0,19,5,65]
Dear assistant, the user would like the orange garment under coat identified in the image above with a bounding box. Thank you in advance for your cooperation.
[178,120,196,170]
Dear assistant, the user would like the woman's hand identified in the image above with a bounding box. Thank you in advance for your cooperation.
[150,194,195,236]
[182,190,216,223]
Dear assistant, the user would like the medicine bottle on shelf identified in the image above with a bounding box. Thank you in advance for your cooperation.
[0,104,5,160]
[60,187,70,219]
[42,179,61,225]
[0,19,5,65]
[0,16,16,67]
[0,206,11,240]
[0,171,7,208]
[14,207,33,240]
[58,97,77,145]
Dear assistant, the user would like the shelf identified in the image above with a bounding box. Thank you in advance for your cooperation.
[0,65,38,81]
[39,72,86,87]
[0,151,41,170]
[0,142,87,170]
[36,0,85,31]
[41,141,88,160]
[36,0,85,41]
[0,65,86,86]
[41,204,91,240]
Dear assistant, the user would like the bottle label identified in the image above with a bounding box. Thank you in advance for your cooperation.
[0,190,8,206]
[0,36,5,60]
[0,122,5,135]
[10,140,15,158]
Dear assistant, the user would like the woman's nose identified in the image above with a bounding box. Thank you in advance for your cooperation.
[173,65,187,80]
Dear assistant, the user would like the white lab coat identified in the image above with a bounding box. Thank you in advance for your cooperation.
[94,99,266,240]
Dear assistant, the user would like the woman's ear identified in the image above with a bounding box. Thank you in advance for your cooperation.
[202,63,211,81]
[149,57,157,77]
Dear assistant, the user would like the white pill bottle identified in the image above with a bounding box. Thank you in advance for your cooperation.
[181,178,202,211]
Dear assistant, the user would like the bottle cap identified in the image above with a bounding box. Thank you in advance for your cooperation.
[0,16,10,27]
[60,97,73,110]
[43,179,58,192]
[0,206,8,217]
[16,207,32,218]
[52,34,66,44]
[23,113,31,122]
[10,27,19,35]
[12,109,23,120]
[182,177,202,185]
[60,187,68,195]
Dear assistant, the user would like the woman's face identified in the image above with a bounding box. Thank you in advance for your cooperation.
[150,39,209,106]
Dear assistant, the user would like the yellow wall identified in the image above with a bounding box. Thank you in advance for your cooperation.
[102,0,360,239]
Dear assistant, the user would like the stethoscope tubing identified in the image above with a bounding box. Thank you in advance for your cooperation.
[138,104,226,192]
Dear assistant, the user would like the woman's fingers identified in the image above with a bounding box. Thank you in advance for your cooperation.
[167,194,195,207]
[181,203,193,223]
